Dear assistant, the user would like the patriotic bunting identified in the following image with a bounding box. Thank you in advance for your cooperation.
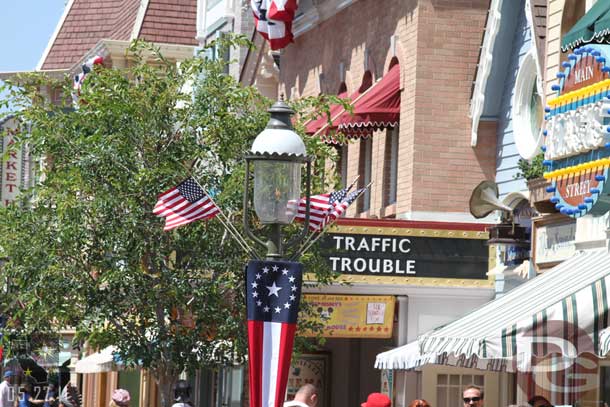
[251,0,295,50]
[72,55,104,106]
[267,0,298,22]
[153,177,220,231]
[246,259,303,407]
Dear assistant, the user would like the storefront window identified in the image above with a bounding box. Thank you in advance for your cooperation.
[384,126,399,206]
[339,144,348,188]
[359,137,372,212]
[436,374,484,407]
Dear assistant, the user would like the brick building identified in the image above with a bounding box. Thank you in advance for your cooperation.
[253,1,510,406]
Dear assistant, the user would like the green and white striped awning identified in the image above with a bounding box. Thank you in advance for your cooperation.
[375,249,610,371]
[561,1,610,52]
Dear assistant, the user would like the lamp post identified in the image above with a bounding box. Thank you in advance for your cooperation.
[242,100,312,407]
[243,99,312,260]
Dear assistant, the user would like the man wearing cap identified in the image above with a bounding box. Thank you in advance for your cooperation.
[362,393,391,407]
[0,371,16,407]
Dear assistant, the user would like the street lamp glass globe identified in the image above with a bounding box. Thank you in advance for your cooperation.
[253,159,301,224]
[248,100,307,225]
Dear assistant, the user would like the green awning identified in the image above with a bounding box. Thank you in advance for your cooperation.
[561,1,610,52]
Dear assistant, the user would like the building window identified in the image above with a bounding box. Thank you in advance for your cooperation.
[207,0,223,11]
[436,374,484,407]
[358,137,372,212]
[384,126,399,206]
[512,49,543,160]
[338,144,348,187]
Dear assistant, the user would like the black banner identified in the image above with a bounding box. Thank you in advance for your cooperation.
[319,233,488,279]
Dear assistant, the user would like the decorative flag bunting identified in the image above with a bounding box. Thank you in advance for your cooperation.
[251,0,295,50]
[72,55,104,106]
[246,259,303,407]
[267,0,298,22]
[153,177,220,231]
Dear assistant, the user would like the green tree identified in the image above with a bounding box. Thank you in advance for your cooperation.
[0,38,338,406]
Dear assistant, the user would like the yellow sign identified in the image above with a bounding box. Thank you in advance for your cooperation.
[302,294,395,338]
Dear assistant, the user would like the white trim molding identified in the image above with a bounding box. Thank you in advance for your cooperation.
[470,0,503,147]
[512,48,543,160]
[36,0,75,71]
[130,0,151,41]
[524,0,544,102]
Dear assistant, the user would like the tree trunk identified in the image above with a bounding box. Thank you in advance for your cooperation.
[155,367,178,407]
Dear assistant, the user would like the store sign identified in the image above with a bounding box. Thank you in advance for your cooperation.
[545,101,609,161]
[534,221,576,265]
[544,45,610,218]
[319,233,488,279]
[302,295,395,338]
[1,119,23,206]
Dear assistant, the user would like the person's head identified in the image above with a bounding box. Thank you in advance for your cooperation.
[529,396,552,407]
[174,380,191,403]
[361,393,391,407]
[463,385,484,407]
[293,384,318,407]
[3,371,14,384]
[23,381,35,394]
[109,388,130,407]
[408,400,430,407]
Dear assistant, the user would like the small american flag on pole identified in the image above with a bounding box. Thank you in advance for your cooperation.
[290,187,349,231]
[328,187,366,220]
[153,177,220,231]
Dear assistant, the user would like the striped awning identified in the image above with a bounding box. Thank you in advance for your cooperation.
[375,249,610,371]
[75,346,118,373]
[561,1,610,52]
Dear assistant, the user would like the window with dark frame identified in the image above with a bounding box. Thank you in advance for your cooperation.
[338,144,348,188]
[358,137,372,213]
[384,126,399,206]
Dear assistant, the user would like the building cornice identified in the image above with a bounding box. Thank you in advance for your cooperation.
[470,0,503,147]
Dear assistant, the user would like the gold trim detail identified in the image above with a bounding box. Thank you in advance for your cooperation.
[544,158,610,179]
[304,273,494,287]
[327,224,489,240]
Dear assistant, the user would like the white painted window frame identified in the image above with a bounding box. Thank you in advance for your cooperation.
[512,48,544,160]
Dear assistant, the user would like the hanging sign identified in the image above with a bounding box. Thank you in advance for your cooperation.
[319,232,488,279]
[302,294,395,338]
[1,117,25,206]
[544,45,610,217]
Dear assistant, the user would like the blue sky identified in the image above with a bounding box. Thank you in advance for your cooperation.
[0,0,66,71]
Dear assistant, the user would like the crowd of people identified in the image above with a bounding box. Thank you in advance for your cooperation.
[0,370,193,407]
[284,383,554,407]
[0,367,559,407]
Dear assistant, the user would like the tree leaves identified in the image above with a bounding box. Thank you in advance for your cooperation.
[0,36,340,406]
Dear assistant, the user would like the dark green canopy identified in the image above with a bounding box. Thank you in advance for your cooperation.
[561,1,610,52]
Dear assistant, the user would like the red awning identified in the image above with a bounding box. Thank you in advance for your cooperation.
[337,64,400,134]
[304,92,348,135]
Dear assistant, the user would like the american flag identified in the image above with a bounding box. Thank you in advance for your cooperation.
[291,187,349,231]
[329,187,366,220]
[153,177,220,231]
[251,0,294,50]
[246,260,302,407]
